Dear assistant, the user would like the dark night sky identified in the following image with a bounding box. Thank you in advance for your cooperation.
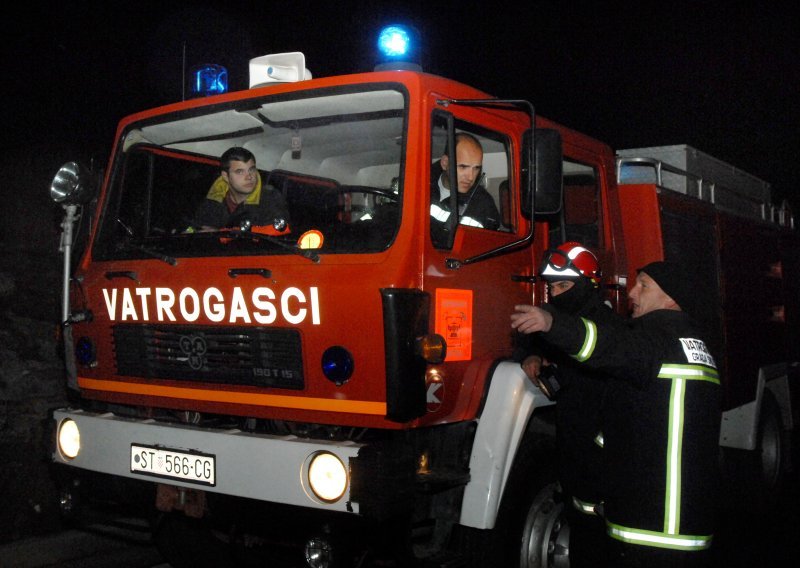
[4,1,798,206]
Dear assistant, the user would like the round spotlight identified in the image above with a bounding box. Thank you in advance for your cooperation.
[321,346,354,385]
[50,162,95,205]
[58,419,81,459]
[308,452,348,502]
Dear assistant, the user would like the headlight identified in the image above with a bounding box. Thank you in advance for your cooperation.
[58,419,81,459]
[307,452,348,502]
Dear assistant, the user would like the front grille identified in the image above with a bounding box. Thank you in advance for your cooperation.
[113,325,304,390]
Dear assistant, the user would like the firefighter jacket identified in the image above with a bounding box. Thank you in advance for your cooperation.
[540,307,721,552]
[193,173,291,229]
[515,288,625,515]
[551,295,623,516]
[430,172,501,231]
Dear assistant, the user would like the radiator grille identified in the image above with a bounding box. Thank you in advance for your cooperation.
[113,325,304,390]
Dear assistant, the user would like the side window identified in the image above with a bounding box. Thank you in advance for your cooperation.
[430,114,511,248]
[549,159,602,249]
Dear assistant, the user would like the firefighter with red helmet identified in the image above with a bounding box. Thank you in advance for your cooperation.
[512,260,721,568]
[516,241,624,567]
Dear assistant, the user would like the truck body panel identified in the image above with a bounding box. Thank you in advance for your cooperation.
[617,147,799,452]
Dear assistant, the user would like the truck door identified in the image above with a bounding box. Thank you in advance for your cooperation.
[423,108,533,415]
[429,113,515,245]
[545,152,626,313]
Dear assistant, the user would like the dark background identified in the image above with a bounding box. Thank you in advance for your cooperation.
[0,0,798,561]
[2,1,798,206]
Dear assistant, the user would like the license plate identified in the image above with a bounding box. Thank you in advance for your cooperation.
[131,444,216,486]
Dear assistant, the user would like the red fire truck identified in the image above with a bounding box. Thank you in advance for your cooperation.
[49,27,798,567]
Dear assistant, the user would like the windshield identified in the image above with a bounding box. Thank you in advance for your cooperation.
[93,85,406,261]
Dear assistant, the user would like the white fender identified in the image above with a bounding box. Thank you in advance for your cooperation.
[459,361,554,529]
[719,362,789,450]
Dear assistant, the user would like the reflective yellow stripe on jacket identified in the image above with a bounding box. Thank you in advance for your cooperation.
[572,317,597,362]
[606,363,717,550]
[572,496,599,516]
[607,521,713,550]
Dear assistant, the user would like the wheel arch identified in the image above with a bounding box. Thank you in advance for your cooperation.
[720,362,792,450]
[458,361,555,529]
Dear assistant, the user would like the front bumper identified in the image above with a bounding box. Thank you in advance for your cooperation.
[51,408,363,514]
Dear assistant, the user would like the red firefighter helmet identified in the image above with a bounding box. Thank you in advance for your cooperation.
[540,241,601,285]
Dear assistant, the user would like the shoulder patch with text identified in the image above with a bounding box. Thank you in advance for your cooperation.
[679,337,717,368]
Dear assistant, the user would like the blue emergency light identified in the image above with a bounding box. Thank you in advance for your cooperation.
[190,63,228,97]
[375,24,421,71]
[321,346,354,385]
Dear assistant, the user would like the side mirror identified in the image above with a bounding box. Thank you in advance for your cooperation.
[50,162,96,205]
[521,128,563,218]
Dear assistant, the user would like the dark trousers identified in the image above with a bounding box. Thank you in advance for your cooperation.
[567,506,608,568]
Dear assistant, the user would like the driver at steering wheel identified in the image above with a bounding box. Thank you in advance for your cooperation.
[190,147,291,232]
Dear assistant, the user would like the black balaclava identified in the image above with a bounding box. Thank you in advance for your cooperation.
[547,276,597,314]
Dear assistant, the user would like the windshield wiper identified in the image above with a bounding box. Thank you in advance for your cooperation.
[218,220,320,263]
[116,219,178,266]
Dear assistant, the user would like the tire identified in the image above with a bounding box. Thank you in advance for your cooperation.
[519,482,570,568]
[720,390,786,513]
[755,390,786,504]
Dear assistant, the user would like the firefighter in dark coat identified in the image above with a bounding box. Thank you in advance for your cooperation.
[192,146,290,231]
[430,132,501,245]
[515,242,625,567]
[511,260,721,568]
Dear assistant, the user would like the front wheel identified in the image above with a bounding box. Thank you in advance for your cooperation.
[519,483,570,568]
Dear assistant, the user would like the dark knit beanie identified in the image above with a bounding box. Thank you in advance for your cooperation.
[638,261,694,314]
